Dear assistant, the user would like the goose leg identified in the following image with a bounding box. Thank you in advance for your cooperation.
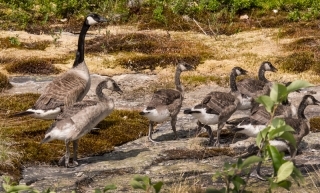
[203,125,213,145]
[195,121,204,136]
[251,161,266,181]
[72,140,79,167]
[171,115,178,140]
[148,121,158,143]
[59,140,71,167]
[214,122,225,147]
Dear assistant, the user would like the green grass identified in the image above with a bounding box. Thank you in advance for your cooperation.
[1,0,320,34]
[0,93,149,181]
[0,37,51,50]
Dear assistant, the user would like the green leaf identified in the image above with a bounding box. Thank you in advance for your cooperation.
[291,167,304,185]
[276,161,294,182]
[280,132,297,148]
[236,158,243,168]
[269,125,295,139]
[277,180,292,190]
[103,184,117,192]
[286,80,313,93]
[256,95,274,113]
[94,189,102,193]
[5,185,33,192]
[153,181,163,193]
[256,126,270,147]
[240,156,263,169]
[130,180,146,190]
[267,145,283,173]
[270,83,288,103]
[232,176,245,191]
[270,118,286,129]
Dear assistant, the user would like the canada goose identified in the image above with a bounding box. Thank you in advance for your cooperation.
[139,62,194,142]
[237,61,277,110]
[184,67,248,146]
[11,13,107,120]
[41,78,122,167]
[252,95,320,180]
[226,98,297,138]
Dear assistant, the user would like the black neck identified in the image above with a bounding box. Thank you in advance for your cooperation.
[229,70,238,92]
[73,20,90,67]
[297,100,308,119]
[258,68,268,83]
[96,81,109,101]
[175,66,183,93]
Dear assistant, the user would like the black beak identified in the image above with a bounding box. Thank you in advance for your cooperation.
[99,16,109,22]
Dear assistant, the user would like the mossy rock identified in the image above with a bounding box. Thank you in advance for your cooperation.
[0,93,149,180]
[0,72,12,90]
[5,57,61,75]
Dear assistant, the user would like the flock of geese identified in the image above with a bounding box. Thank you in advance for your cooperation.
[10,13,319,170]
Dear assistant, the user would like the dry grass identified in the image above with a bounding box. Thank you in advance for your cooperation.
[0,72,12,90]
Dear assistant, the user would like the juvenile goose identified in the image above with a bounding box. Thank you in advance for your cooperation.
[139,62,194,142]
[184,67,248,146]
[12,13,107,120]
[41,78,122,167]
[237,61,277,110]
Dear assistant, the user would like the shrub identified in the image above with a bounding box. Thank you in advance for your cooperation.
[0,72,12,90]
[5,57,61,75]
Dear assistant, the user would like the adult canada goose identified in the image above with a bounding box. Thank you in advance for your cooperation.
[184,67,248,146]
[251,95,320,180]
[11,13,107,120]
[41,78,122,167]
[139,62,194,142]
[237,61,277,110]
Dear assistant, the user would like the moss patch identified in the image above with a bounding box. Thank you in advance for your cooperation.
[310,117,320,133]
[276,52,316,73]
[0,72,12,90]
[0,93,149,181]
[118,54,201,71]
[5,57,62,75]
[86,32,214,71]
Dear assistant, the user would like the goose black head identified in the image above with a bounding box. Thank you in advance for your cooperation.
[232,66,248,76]
[178,61,194,71]
[261,61,277,72]
[303,95,320,105]
[106,78,123,95]
[86,13,108,25]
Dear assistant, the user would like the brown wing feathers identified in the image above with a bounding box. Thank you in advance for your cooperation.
[34,72,87,110]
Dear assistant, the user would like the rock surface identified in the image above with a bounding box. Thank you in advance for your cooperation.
[3,74,320,192]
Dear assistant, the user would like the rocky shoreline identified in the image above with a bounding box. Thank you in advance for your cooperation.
[1,73,320,192]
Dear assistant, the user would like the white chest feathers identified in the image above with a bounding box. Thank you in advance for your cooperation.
[141,108,170,122]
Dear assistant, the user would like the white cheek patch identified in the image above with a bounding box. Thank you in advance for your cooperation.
[107,80,114,90]
[180,64,187,71]
[264,63,271,71]
[236,69,241,75]
[87,16,98,25]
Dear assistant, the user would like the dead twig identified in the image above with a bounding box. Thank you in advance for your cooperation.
[192,18,208,36]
